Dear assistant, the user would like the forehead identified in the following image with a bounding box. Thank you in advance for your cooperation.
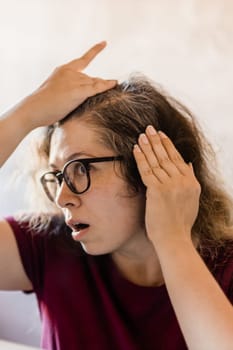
[49,119,109,166]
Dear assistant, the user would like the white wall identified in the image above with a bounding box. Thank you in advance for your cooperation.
[0,0,233,347]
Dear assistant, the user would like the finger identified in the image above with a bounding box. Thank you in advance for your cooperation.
[80,78,117,97]
[144,126,180,177]
[157,130,190,175]
[136,137,169,184]
[90,77,117,87]
[138,133,160,169]
[133,144,161,186]
[188,162,198,180]
[138,133,169,182]
[141,127,179,181]
[66,41,107,71]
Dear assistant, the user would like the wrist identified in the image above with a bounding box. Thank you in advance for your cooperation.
[151,232,194,256]
[1,102,36,144]
[8,94,42,132]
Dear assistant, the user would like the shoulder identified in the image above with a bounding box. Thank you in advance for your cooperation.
[6,213,83,255]
[5,213,86,290]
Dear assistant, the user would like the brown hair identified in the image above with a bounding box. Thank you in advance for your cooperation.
[29,75,233,258]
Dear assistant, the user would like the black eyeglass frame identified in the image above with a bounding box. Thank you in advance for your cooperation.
[40,156,123,202]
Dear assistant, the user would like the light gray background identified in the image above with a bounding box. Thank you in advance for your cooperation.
[0,0,233,347]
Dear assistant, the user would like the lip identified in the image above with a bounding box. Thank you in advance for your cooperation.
[66,219,89,229]
[71,226,90,241]
[65,219,90,241]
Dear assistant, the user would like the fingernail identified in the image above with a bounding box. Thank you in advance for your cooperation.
[133,144,141,152]
[147,125,157,135]
[158,131,168,138]
[140,133,149,144]
[98,40,107,45]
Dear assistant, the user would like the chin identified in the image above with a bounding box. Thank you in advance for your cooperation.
[80,242,112,256]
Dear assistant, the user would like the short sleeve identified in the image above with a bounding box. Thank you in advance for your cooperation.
[5,216,47,292]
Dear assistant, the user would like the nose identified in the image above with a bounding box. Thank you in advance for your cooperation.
[55,181,81,209]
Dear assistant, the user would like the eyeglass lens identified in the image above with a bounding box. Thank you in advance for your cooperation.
[65,161,88,193]
[43,161,89,201]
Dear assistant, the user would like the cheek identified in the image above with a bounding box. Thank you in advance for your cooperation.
[86,174,145,227]
[102,190,145,229]
[87,187,123,213]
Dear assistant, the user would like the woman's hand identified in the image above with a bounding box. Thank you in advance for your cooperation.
[133,125,233,350]
[0,41,116,166]
[133,125,201,248]
[18,41,117,129]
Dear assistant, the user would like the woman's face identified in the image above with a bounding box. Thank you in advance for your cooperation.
[49,117,147,256]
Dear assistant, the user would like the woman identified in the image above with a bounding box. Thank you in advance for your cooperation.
[0,42,233,350]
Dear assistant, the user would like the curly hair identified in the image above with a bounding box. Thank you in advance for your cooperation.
[27,75,233,259]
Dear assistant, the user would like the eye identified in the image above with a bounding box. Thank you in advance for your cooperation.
[73,162,87,176]
[55,172,63,185]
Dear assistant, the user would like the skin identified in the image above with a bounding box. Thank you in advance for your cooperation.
[133,126,233,349]
[0,41,117,166]
[0,41,117,291]
[0,41,233,349]
[51,119,233,349]
[134,127,200,246]
[50,119,164,287]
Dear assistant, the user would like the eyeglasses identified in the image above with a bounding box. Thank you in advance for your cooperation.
[40,156,123,202]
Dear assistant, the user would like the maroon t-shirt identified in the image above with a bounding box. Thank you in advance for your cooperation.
[6,217,233,350]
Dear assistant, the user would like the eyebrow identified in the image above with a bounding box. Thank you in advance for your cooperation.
[49,152,96,169]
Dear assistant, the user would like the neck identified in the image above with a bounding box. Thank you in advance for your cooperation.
[112,238,164,287]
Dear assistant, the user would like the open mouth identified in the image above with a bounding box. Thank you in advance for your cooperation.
[73,223,90,232]
[71,222,90,241]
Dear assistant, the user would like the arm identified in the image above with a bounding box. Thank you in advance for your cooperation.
[0,220,32,290]
[0,41,117,290]
[156,238,233,350]
[0,41,116,166]
[133,126,233,350]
